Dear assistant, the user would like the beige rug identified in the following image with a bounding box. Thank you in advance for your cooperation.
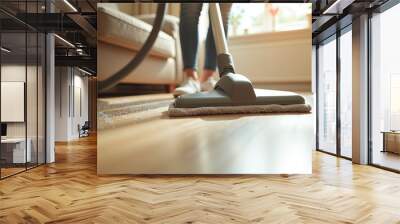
[98,94,173,130]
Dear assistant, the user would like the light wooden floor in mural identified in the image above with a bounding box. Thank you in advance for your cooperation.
[1,135,400,223]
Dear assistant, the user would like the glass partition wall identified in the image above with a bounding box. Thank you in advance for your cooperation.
[0,30,27,177]
[0,1,46,179]
[316,26,352,159]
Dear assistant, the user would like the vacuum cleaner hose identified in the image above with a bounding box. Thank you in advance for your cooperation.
[98,3,167,93]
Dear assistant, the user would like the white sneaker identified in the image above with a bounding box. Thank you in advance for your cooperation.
[201,77,218,91]
[173,77,200,97]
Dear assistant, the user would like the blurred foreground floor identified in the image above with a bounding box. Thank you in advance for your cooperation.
[98,93,312,174]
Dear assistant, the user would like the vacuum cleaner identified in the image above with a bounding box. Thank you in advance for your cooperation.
[168,3,310,116]
[98,3,311,117]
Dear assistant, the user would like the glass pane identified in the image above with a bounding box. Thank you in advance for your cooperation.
[1,30,28,177]
[38,32,45,165]
[340,29,352,158]
[371,4,400,171]
[318,37,337,154]
[27,31,38,169]
[26,0,38,169]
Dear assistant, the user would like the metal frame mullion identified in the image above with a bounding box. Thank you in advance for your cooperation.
[0,24,2,179]
[44,0,48,164]
[24,0,28,171]
[316,44,320,151]
[36,0,39,168]
[336,25,341,157]
[367,11,373,166]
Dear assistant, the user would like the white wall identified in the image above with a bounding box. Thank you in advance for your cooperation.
[71,73,89,138]
[1,82,25,122]
[1,66,26,128]
[1,65,38,137]
[55,67,89,141]
[75,73,89,123]
[229,29,311,85]
[198,29,311,91]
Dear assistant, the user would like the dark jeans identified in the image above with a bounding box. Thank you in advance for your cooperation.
[179,3,232,71]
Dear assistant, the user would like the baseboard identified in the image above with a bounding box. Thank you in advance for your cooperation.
[254,82,312,92]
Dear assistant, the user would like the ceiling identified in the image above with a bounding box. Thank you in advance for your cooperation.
[1,0,97,72]
[0,0,395,74]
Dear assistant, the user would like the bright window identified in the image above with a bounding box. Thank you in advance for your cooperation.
[318,37,337,154]
[340,29,352,158]
[390,74,400,130]
[371,3,400,170]
[228,3,311,37]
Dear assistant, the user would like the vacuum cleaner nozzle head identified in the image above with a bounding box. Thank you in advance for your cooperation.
[168,73,311,117]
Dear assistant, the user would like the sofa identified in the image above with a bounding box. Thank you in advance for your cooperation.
[97,4,183,86]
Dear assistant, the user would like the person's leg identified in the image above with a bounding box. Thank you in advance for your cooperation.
[179,3,203,80]
[174,3,203,96]
[200,3,232,83]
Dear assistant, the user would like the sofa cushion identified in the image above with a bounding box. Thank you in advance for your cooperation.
[98,6,175,59]
[136,14,179,37]
[98,42,178,84]
[97,3,133,15]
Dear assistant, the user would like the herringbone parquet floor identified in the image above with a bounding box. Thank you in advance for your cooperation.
[1,135,400,223]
